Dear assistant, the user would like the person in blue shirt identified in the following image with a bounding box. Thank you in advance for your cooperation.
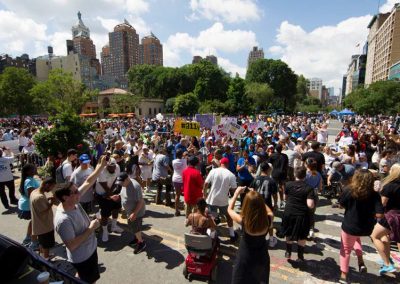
[223,145,237,175]
[174,138,187,159]
[18,163,40,250]
[236,150,256,206]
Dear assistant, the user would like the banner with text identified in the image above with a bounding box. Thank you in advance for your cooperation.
[174,120,201,137]
[195,114,214,129]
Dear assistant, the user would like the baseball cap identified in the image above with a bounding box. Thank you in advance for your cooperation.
[116,172,129,184]
[220,157,229,165]
[107,158,117,166]
[297,137,304,141]
[79,154,91,164]
[332,161,342,169]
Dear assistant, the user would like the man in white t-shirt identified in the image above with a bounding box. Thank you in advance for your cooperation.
[62,149,78,182]
[0,148,18,210]
[95,158,123,242]
[204,157,238,242]
[338,129,353,148]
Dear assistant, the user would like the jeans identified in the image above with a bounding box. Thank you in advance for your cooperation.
[339,230,363,273]
[0,179,16,208]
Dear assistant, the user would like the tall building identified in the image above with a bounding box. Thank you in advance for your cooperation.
[191,55,218,65]
[307,78,323,100]
[365,4,400,85]
[139,32,163,65]
[247,46,264,66]
[345,54,366,95]
[192,56,202,64]
[102,19,139,81]
[0,53,36,75]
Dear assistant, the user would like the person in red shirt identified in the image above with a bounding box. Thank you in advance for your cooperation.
[183,156,204,218]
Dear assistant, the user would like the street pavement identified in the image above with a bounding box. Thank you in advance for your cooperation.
[1,120,400,283]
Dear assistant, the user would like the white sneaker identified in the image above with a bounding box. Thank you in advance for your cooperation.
[102,231,109,242]
[308,229,314,239]
[111,225,124,234]
[269,236,278,248]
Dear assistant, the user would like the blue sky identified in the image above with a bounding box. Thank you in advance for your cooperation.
[0,0,397,92]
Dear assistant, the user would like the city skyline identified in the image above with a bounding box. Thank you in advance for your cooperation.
[0,0,398,92]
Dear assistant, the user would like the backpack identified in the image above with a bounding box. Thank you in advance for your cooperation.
[55,164,66,184]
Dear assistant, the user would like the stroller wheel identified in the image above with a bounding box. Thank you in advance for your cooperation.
[182,263,188,279]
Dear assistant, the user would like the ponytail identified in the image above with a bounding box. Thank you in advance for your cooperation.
[19,164,35,196]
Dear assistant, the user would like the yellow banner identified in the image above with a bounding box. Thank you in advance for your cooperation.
[175,120,200,137]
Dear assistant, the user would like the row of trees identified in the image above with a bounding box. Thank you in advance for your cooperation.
[344,80,400,115]
[128,59,314,116]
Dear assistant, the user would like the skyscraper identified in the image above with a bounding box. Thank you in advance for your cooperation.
[139,32,163,65]
[247,46,264,66]
[103,19,139,80]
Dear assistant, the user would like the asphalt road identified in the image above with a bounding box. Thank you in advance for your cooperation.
[1,120,400,283]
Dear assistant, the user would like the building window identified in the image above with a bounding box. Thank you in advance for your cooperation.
[154,108,157,114]
[149,108,152,115]
[159,108,162,114]
[139,108,142,115]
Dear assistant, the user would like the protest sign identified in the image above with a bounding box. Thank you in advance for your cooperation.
[175,120,200,136]
[226,122,243,139]
[195,114,214,129]
[212,124,228,141]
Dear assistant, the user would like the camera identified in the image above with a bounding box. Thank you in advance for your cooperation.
[113,184,122,195]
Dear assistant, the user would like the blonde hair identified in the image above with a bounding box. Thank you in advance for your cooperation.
[382,163,400,187]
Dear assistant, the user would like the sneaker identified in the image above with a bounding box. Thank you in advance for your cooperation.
[134,241,146,254]
[269,236,278,248]
[22,237,31,246]
[29,241,39,251]
[102,231,109,242]
[111,225,124,234]
[285,251,291,259]
[377,258,395,266]
[129,238,138,247]
[379,264,396,275]
[308,229,314,239]
[338,277,348,284]
[174,210,181,217]
[359,263,367,273]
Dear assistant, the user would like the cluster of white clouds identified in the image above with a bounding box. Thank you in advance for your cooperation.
[188,0,261,23]
[0,0,399,88]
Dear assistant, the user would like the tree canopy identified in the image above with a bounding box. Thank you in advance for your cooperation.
[173,92,199,116]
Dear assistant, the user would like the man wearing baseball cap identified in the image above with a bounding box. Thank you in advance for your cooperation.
[204,157,238,242]
[70,154,93,214]
[116,172,146,254]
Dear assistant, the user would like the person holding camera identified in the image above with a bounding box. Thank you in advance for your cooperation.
[0,147,18,210]
[54,156,107,284]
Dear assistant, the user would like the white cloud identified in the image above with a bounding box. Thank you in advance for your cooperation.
[380,0,399,13]
[0,10,47,56]
[268,16,371,89]
[164,22,257,71]
[188,0,261,23]
[218,57,246,77]
[126,0,149,14]
[96,16,120,32]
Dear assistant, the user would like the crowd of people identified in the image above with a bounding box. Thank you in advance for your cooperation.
[1,113,400,284]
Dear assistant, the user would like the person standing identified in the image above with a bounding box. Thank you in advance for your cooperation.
[236,150,256,206]
[54,156,107,284]
[70,154,94,214]
[138,145,153,190]
[172,149,187,216]
[117,172,146,254]
[302,141,325,176]
[228,188,273,284]
[30,177,57,260]
[268,144,289,209]
[18,163,40,250]
[152,147,172,206]
[338,169,384,283]
[0,147,18,210]
[182,156,204,217]
[250,162,278,247]
[204,157,238,242]
[280,167,315,261]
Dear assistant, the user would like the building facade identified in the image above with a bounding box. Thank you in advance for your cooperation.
[191,55,218,65]
[365,4,400,84]
[139,33,163,65]
[345,54,366,95]
[247,46,264,66]
[307,78,323,100]
[0,54,36,75]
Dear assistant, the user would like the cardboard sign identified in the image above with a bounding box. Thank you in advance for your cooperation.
[220,117,237,125]
[174,118,182,133]
[212,124,228,141]
[177,121,201,137]
[195,114,214,129]
[226,122,243,139]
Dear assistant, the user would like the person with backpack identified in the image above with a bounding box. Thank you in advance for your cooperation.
[249,162,278,247]
[56,149,78,184]
[18,163,40,250]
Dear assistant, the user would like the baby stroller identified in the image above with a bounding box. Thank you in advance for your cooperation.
[183,233,219,282]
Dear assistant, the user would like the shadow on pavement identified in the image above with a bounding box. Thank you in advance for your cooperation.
[144,209,175,219]
[144,234,185,269]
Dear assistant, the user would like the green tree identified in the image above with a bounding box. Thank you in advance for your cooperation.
[245,82,274,112]
[109,93,141,114]
[173,92,199,116]
[295,75,309,103]
[198,100,227,114]
[296,96,322,113]
[0,67,37,117]
[246,59,297,111]
[226,75,246,115]
[34,111,92,157]
[165,97,176,113]
[30,69,92,114]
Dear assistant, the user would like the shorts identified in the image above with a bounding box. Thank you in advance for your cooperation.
[127,217,143,234]
[38,230,55,249]
[97,195,122,218]
[18,210,31,220]
[208,205,229,219]
[72,250,100,283]
[173,182,183,192]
